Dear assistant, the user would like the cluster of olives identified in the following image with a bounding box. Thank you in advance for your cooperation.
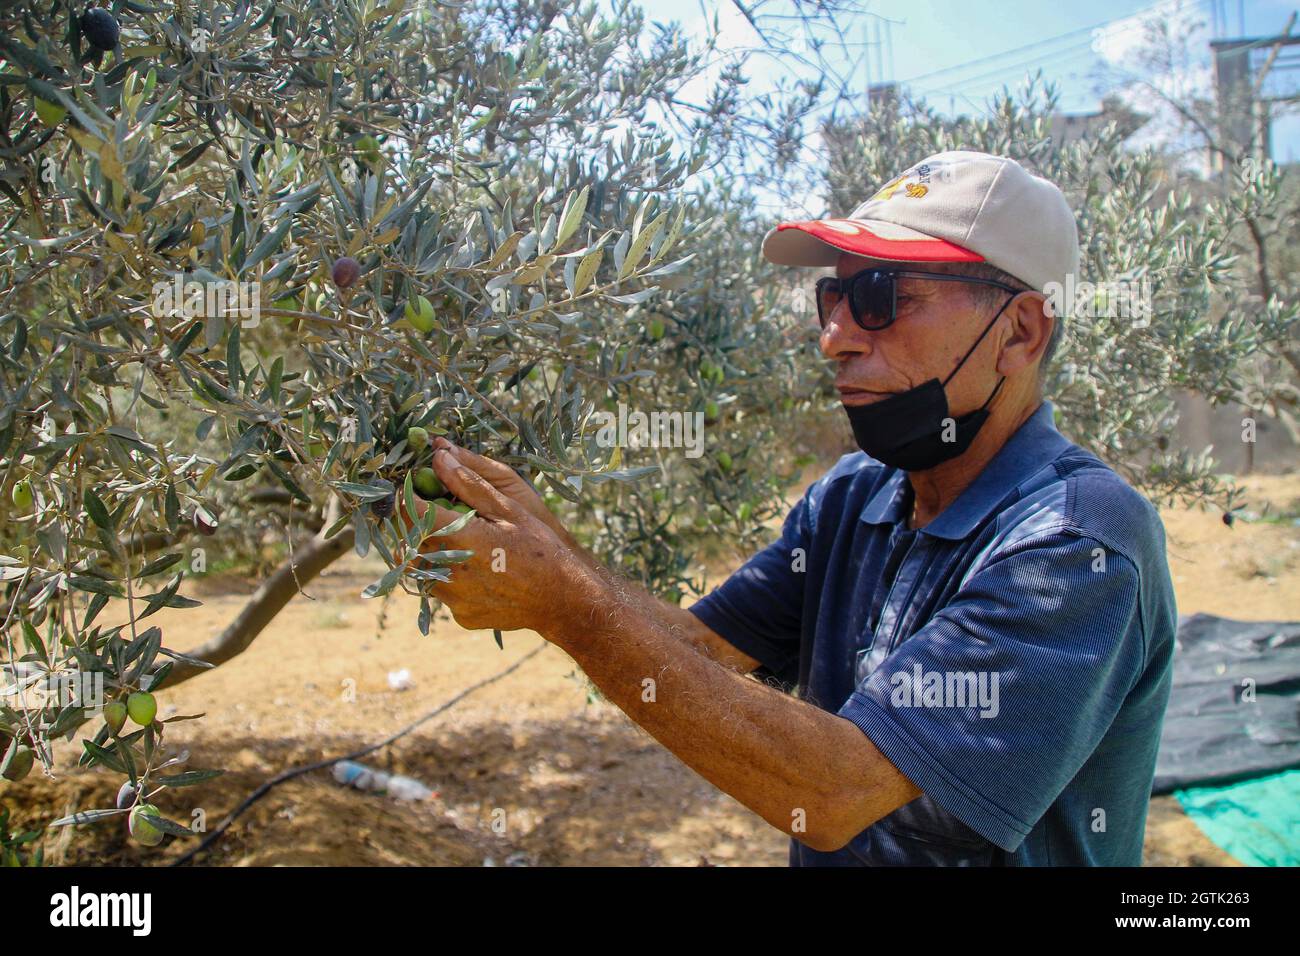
[329,258,441,339]
[2,691,157,788]
[699,359,725,385]
[327,255,443,335]
[115,777,166,846]
[320,266,467,521]
[366,425,473,521]
[104,691,171,845]
[102,690,158,735]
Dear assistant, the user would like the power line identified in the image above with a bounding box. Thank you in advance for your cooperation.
[902,26,1102,88]
[898,0,1209,88]
[911,37,1103,101]
[909,0,1214,105]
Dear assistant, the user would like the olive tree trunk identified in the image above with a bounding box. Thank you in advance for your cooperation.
[156,500,356,688]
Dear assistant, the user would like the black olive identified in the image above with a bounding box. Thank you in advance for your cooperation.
[193,508,218,536]
[366,481,395,520]
[331,256,361,289]
[81,8,121,52]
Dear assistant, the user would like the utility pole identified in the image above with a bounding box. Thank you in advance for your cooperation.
[1208,15,1298,474]
[1209,20,1300,176]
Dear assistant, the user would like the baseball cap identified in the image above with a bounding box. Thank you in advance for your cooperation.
[761,150,1079,303]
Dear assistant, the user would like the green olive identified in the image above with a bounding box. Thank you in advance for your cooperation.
[11,480,33,510]
[406,426,430,452]
[1,744,33,781]
[126,691,157,727]
[413,467,444,499]
[103,700,127,735]
[129,804,166,846]
[404,295,436,333]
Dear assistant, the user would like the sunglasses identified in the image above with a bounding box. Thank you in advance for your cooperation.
[814,267,1025,331]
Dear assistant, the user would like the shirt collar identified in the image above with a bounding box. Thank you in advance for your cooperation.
[860,468,912,525]
[858,401,1075,540]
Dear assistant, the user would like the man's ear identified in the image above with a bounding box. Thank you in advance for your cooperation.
[995,292,1054,377]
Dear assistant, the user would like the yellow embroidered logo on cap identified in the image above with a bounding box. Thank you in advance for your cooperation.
[868,173,929,203]
[868,175,906,202]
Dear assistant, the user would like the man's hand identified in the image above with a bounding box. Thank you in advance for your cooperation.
[403,444,606,635]
[429,437,570,535]
[408,439,759,673]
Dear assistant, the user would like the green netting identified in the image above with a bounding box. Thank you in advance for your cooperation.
[1175,769,1300,867]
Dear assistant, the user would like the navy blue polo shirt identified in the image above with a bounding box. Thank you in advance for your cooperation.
[688,401,1177,865]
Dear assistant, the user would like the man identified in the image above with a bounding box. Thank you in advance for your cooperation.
[410,150,1177,866]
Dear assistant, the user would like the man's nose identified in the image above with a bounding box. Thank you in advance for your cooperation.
[819,301,872,361]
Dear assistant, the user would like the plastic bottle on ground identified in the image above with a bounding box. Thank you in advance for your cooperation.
[332,760,435,800]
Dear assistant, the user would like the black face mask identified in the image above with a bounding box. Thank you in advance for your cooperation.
[842,301,1010,472]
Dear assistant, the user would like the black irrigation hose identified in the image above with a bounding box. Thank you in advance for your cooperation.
[169,640,549,866]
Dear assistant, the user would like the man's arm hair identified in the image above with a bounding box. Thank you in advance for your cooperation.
[557,527,762,675]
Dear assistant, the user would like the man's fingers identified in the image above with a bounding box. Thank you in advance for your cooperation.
[432,447,514,519]
[433,441,557,529]
[434,439,523,487]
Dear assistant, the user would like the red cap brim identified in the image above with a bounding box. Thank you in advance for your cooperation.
[763,218,984,266]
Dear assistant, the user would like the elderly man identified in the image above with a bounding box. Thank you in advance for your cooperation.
[411,150,1177,866]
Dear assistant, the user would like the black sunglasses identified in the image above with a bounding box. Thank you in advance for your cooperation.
[814,267,1025,331]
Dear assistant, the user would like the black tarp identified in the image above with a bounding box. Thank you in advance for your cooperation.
[1153,613,1300,794]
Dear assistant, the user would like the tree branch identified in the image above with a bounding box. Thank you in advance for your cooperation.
[154,522,356,688]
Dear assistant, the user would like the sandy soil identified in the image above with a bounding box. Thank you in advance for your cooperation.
[5,472,1296,867]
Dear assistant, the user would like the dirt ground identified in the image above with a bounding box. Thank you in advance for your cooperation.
[5,471,1297,867]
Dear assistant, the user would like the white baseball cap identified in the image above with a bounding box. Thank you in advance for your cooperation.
[762,150,1079,301]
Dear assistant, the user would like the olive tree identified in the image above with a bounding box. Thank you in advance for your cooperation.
[0,0,861,859]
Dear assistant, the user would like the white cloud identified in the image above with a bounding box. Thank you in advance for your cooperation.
[1090,0,1218,170]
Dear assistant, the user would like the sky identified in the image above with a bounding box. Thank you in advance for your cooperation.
[606,0,1300,217]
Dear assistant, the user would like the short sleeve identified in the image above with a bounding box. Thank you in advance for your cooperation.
[686,492,813,688]
[836,531,1146,852]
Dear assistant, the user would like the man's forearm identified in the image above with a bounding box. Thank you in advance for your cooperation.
[551,527,758,671]
[539,572,915,851]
